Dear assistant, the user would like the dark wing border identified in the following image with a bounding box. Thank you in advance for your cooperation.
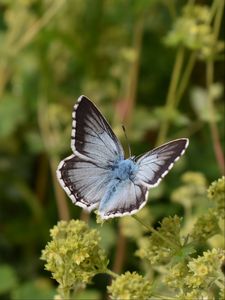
[99,183,149,220]
[71,95,124,161]
[136,138,189,188]
[56,154,99,211]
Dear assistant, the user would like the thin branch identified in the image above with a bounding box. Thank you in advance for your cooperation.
[206,61,225,175]
[0,0,65,97]
[11,0,65,54]
[213,0,224,39]
[132,215,180,249]
[205,0,225,175]
[156,46,185,146]
[38,97,70,221]
[112,18,145,275]
[112,226,127,274]
[175,51,197,107]
[125,19,144,127]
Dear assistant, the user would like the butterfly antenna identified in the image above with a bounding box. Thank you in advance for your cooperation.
[122,125,131,157]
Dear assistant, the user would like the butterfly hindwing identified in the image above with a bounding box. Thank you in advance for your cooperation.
[57,154,112,210]
[136,139,189,188]
[98,177,148,219]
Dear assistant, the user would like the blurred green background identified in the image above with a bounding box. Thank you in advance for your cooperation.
[0,0,224,299]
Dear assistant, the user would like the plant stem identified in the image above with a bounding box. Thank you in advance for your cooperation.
[125,19,144,127]
[105,269,119,278]
[215,279,224,289]
[0,0,65,98]
[175,51,197,107]
[112,225,127,274]
[59,287,71,300]
[112,18,144,275]
[206,61,225,175]
[49,155,70,220]
[152,295,175,300]
[213,0,224,39]
[38,97,70,220]
[156,46,185,146]
[205,0,225,175]
[11,0,65,55]
[132,215,180,249]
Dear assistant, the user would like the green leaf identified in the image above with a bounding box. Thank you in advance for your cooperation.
[0,95,25,138]
[171,244,196,265]
[0,264,18,294]
[11,278,55,300]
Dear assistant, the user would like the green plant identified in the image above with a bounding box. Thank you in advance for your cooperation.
[41,176,225,299]
[0,0,224,299]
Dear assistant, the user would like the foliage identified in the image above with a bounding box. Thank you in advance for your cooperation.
[136,215,183,265]
[0,0,224,299]
[164,4,224,59]
[40,177,225,299]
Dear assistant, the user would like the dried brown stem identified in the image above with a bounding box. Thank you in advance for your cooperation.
[38,98,70,221]
[112,19,144,274]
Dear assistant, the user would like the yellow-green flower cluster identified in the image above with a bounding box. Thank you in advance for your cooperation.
[108,272,152,300]
[164,262,188,289]
[41,220,108,291]
[208,176,225,219]
[164,248,225,296]
[186,248,225,289]
[171,171,207,209]
[190,209,220,241]
[165,4,224,59]
[136,216,181,265]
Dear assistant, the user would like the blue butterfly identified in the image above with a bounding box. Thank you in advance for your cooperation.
[57,96,189,219]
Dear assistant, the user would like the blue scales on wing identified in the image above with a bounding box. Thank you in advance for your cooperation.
[98,159,148,219]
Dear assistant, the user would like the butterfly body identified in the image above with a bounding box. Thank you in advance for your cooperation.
[99,159,138,213]
[111,158,138,181]
[57,95,189,219]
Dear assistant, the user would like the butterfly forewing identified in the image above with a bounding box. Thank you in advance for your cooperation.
[57,96,124,211]
[71,96,124,165]
[136,139,189,188]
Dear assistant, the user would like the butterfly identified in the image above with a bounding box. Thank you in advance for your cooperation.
[57,95,189,219]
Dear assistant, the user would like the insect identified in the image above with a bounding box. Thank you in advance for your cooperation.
[57,95,189,219]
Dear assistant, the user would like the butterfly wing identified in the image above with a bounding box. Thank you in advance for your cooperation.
[57,155,113,210]
[136,138,189,188]
[57,96,124,210]
[71,95,124,165]
[99,178,148,219]
[99,138,189,219]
